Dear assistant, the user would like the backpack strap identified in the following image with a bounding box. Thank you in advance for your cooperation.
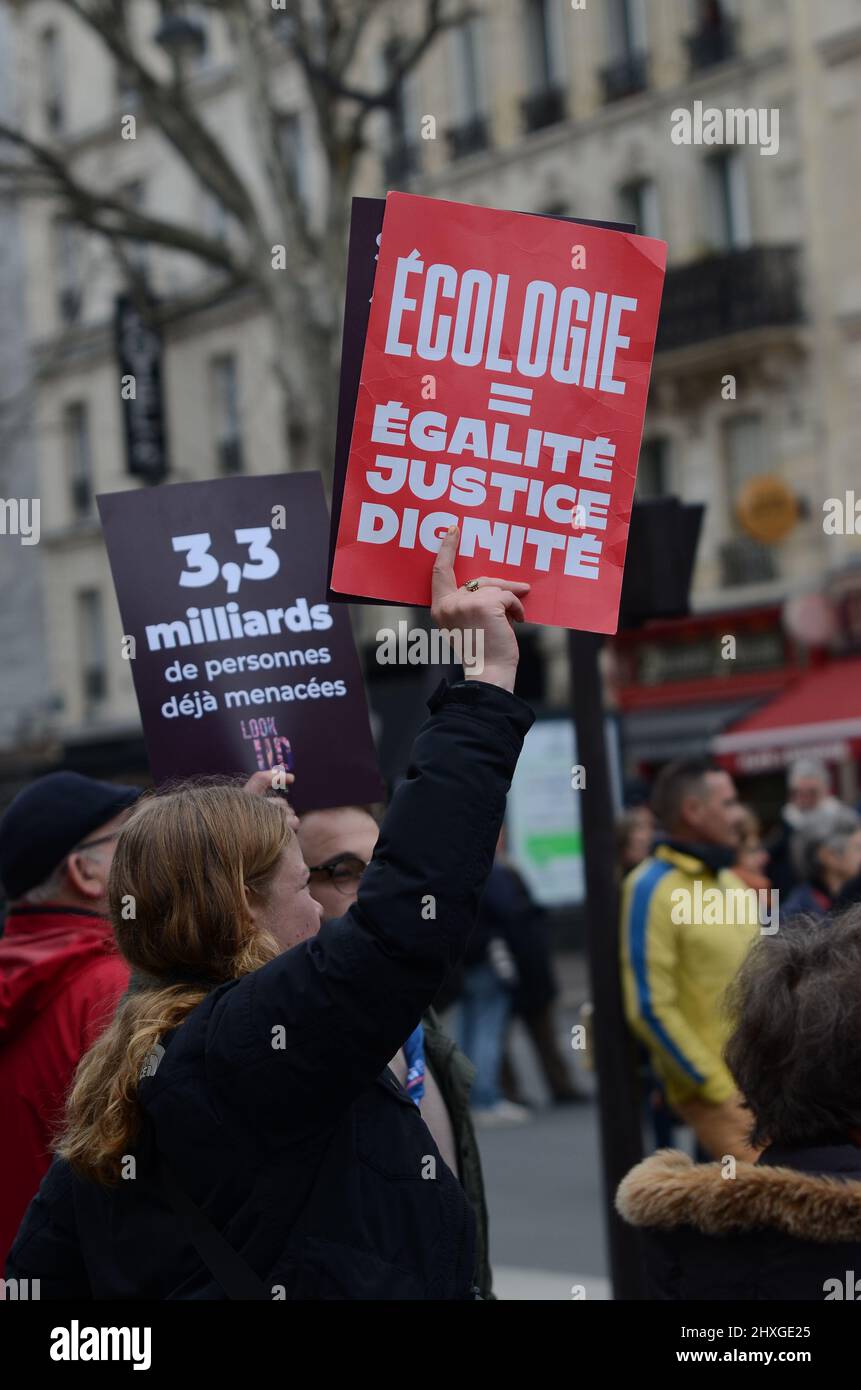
[154,1153,270,1301]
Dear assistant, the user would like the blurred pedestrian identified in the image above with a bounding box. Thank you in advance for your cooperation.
[297,803,496,1298]
[7,533,532,1300]
[614,802,677,1147]
[617,909,861,1300]
[619,759,760,1162]
[490,842,585,1109]
[766,757,846,897]
[456,853,530,1127]
[0,772,140,1268]
[733,805,771,893]
[781,806,861,921]
[616,805,655,877]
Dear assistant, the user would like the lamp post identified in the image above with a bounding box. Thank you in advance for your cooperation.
[153,2,207,79]
[571,498,704,1299]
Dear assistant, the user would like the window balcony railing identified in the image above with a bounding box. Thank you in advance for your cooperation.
[382,142,418,185]
[719,536,778,588]
[445,115,490,160]
[686,19,737,72]
[217,437,244,476]
[70,476,92,517]
[520,85,566,134]
[656,245,803,353]
[598,51,649,104]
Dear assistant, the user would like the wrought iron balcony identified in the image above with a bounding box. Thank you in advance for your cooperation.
[719,537,778,588]
[445,115,490,160]
[217,436,244,476]
[598,51,649,104]
[656,246,803,352]
[686,20,737,72]
[520,85,566,134]
[382,142,418,185]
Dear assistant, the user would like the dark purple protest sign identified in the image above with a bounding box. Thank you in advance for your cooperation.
[98,472,383,812]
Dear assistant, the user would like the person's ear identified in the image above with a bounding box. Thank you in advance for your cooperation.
[679,793,703,833]
[65,851,105,901]
[243,882,263,926]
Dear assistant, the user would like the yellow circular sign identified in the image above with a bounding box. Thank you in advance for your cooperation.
[735,476,799,544]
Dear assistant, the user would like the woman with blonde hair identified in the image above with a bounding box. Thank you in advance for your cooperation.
[7,530,532,1300]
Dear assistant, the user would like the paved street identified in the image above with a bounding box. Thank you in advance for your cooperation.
[443,950,612,1301]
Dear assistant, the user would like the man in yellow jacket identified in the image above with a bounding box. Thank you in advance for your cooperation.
[620,759,765,1161]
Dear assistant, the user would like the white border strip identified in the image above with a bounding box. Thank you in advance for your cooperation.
[714,716,861,754]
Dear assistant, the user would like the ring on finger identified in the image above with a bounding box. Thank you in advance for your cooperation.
[462,578,481,592]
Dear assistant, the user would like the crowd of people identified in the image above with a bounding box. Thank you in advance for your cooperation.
[0,528,535,1299]
[3,520,861,1300]
[616,753,861,1299]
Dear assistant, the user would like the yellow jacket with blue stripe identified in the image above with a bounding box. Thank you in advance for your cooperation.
[619,843,760,1107]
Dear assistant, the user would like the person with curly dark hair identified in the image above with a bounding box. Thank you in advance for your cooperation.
[617,908,861,1300]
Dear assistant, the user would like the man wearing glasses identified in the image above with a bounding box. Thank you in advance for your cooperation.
[0,772,140,1266]
[298,805,496,1300]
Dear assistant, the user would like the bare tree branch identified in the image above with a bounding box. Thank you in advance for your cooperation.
[0,121,250,278]
[2,0,459,479]
[54,0,263,238]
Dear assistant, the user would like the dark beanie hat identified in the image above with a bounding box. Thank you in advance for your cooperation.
[0,772,142,901]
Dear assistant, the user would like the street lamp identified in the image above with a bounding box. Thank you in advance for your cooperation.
[153,4,207,67]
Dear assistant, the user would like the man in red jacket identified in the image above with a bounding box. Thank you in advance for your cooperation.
[0,772,140,1267]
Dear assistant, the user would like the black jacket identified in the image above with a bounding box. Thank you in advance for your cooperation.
[617,1143,861,1300]
[421,1006,494,1298]
[7,680,532,1300]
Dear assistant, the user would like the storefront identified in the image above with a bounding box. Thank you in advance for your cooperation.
[612,566,861,822]
[611,604,802,787]
[713,657,861,804]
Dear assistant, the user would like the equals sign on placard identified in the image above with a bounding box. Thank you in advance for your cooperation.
[487,383,534,416]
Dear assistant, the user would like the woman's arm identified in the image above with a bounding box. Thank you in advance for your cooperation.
[205,530,534,1131]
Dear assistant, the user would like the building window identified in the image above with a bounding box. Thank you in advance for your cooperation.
[522,0,566,131]
[704,151,752,252]
[383,39,420,183]
[445,17,490,159]
[77,589,107,715]
[40,26,65,134]
[210,354,243,475]
[64,402,93,518]
[636,438,671,499]
[724,414,765,523]
[56,220,83,325]
[687,0,737,71]
[720,413,776,585]
[618,178,661,238]
[277,113,311,211]
[601,0,649,102]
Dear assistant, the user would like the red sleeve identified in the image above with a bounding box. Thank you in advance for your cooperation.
[69,956,130,1054]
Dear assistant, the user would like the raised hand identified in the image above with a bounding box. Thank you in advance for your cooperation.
[431,526,530,694]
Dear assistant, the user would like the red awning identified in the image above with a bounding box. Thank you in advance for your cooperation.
[713,658,861,775]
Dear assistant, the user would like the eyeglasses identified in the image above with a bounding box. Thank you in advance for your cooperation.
[307,853,368,895]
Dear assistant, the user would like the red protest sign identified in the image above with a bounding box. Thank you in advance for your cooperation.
[331,192,667,634]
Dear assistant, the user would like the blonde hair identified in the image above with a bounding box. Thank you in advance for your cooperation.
[56,783,291,1185]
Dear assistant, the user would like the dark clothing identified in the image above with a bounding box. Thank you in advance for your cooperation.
[0,906,129,1267]
[8,680,532,1300]
[833,869,861,912]
[617,1141,861,1300]
[781,879,832,922]
[463,864,516,969]
[490,865,556,1016]
[765,817,795,899]
[422,1006,494,1297]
